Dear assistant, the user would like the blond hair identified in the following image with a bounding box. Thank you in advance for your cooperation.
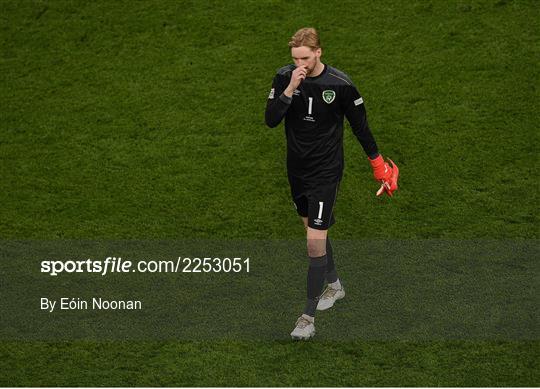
[288,27,321,50]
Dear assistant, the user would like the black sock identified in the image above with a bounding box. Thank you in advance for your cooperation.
[325,237,338,283]
[304,254,327,317]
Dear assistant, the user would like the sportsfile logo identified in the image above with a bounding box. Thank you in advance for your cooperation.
[40,257,251,275]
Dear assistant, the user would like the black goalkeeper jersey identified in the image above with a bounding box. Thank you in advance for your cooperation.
[265,63,379,184]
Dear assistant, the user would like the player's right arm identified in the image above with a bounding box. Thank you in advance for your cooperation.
[265,66,307,128]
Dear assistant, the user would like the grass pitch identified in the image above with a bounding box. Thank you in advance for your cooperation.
[1,0,538,386]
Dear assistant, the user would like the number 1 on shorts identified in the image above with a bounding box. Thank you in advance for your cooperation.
[318,201,324,219]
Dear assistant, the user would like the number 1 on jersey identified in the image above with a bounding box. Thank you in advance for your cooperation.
[308,97,313,115]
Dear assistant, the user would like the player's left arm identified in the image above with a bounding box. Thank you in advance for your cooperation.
[343,85,399,196]
[343,85,378,159]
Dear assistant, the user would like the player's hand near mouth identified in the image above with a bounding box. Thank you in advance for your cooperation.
[284,65,307,97]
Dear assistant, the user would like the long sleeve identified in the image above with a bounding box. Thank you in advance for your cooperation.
[265,73,292,128]
[343,85,379,158]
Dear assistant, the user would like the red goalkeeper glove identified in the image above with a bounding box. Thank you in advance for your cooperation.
[368,154,399,197]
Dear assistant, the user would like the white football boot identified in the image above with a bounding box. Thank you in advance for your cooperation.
[290,314,315,340]
[316,284,345,311]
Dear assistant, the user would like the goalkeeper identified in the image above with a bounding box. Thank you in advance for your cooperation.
[265,27,399,340]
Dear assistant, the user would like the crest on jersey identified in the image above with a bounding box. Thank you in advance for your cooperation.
[322,90,336,104]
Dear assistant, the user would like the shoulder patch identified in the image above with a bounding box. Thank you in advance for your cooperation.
[268,88,275,99]
[354,97,363,106]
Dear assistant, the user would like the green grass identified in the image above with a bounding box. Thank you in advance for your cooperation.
[1,341,538,386]
[1,0,538,386]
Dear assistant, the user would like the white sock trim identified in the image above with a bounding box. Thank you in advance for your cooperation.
[301,314,315,323]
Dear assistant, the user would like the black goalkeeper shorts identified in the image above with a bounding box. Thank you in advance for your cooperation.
[288,177,340,230]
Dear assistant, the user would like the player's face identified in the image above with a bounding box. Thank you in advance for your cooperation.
[291,46,321,76]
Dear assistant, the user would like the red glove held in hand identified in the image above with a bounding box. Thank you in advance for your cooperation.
[368,155,399,197]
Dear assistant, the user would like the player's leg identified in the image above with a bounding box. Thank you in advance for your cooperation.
[291,182,339,339]
[290,201,318,339]
[291,225,326,340]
